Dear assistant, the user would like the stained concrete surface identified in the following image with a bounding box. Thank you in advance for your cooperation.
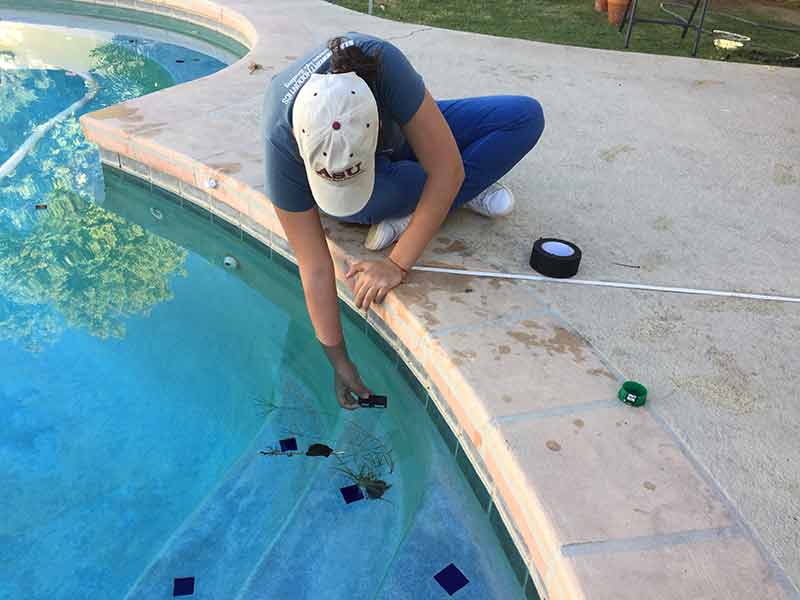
[408,29,800,584]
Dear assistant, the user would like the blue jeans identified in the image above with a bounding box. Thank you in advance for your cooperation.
[343,95,544,224]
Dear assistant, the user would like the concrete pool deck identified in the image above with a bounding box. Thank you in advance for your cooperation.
[59,0,799,597]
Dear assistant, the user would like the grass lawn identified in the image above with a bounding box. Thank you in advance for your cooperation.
[331,0,800,66]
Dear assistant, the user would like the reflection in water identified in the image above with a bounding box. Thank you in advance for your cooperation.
[0,67,66,161]
[0,67,51,122]
[0,189,187,351]
[0,23,201,351]
[89,41,173,103]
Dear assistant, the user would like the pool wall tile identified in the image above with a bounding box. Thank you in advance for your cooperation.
[140,149,197,187]
[418,353,484,450]
[149,169,181,195]
[119,155,150,178]
[246,195,283,242]
[155,184,183,207]
[365,322,397,364]
[490,501,529,587]
[456,447,492,512]
[210,212,240,237]
[269,233,294,261]
[210,196,240,226]
[481,445,547,568]
[192,172,246,215]
[241,229,269,254]
[427,397,459,454]
[525,576,543,600]
[178,180,213,211]
[99,148,121,168]
[239,213,272,249]
[268,244,299,277]
[182,195,212,221]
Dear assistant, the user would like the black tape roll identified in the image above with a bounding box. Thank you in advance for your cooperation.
[529,238,582,279]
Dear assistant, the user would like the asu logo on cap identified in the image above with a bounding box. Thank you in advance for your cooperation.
[316,162,363,182]
[293,71,379,217]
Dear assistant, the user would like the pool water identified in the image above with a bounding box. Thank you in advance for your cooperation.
[0,15,525,600]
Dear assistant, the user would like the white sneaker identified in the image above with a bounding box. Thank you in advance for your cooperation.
[364,214,413,251]
[464,182,515,217]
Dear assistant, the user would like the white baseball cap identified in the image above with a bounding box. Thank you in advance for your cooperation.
[292,72,379,217]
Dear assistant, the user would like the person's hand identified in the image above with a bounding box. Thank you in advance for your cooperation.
[334,360,371,410]
[346,258,405,312]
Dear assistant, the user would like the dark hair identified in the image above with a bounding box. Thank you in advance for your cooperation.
[328,37,381,87]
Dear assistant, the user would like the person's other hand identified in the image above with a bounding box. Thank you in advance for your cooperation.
[346,258,404,312]
[334,360,371,410]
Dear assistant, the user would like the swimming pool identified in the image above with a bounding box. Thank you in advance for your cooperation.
[1,12,525,600]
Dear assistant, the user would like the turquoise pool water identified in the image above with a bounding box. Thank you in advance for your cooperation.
[0,14,527,600]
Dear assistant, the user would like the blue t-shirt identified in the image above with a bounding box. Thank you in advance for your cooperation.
[262,33,426,213]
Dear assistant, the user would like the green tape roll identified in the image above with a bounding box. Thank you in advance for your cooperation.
[618,381,648,407]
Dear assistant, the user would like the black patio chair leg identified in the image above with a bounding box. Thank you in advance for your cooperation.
[619,0,630,33]
[623,0,639,47]
[691,0,710,56]
[681,0,702,38]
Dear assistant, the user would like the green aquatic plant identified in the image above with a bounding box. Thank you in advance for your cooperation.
[334,459,393,500]
[257,398,395,500]
[334,417,394,500]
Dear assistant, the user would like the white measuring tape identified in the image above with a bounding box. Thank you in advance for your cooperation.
[412,265,800,305]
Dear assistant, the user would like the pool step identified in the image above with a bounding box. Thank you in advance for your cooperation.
[373,448,524,599]
[122,420,329,600]
[234,432,522,600]
[122,391,521,599]
[231,452,409,600]
[125,373,342,600]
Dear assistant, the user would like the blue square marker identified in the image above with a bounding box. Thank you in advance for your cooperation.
[434,563,469,596]
[340,484,364,504]
[173,577,195,596]
[279,437,298,452]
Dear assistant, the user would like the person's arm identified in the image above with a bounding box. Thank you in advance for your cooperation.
[391,90,464,268]
[347,90,464,310]
[275,206,371,408]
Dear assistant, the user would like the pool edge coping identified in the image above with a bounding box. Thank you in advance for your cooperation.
[54,1,799,598]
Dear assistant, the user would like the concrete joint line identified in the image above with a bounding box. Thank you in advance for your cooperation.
[539,308,627,382]
[644,403,800,597]
[561,526,742,557]
[490,398,619,427]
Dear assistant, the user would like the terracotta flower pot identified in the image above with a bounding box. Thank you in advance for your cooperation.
[608,0,628,25]
[594,0,608,12]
